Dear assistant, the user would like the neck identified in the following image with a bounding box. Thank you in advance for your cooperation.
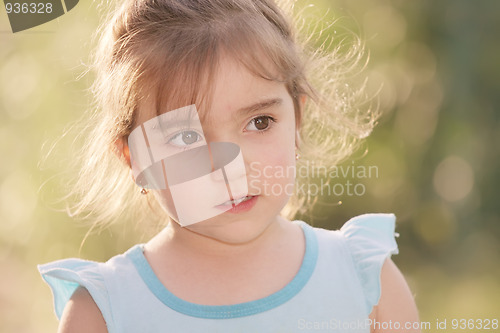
[147,215,293,259]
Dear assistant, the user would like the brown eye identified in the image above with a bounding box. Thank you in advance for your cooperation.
[246,116,275,132]
[254,117,269,130]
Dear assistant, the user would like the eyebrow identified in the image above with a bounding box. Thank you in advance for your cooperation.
[153,110,200,131]
[145,98,283,132]
[236,98,283,116]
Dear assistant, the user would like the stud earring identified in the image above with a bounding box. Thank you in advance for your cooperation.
[295,152,300,160]
[140,188,149,195]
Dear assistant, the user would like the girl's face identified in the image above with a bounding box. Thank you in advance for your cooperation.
[133,55,298,244]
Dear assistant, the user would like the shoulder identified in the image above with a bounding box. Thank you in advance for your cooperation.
[304,213,418,327]
[58,287,108,333]
[329,214,403,314]
[303,213,399,263]
[369,258,420,332]
[38,247,141,332]
[332,213,419,331]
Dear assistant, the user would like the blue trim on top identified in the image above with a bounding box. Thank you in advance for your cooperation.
[126,221,318,319]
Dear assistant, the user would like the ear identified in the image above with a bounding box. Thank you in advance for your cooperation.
[114,137,132,168]
[300,94,307,109]
[295,94,307,130]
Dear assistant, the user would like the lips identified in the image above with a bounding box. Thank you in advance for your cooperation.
[218,195,255,207]
[214,195,258,214]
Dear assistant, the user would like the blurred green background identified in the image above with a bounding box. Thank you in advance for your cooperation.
[1,0,499,332]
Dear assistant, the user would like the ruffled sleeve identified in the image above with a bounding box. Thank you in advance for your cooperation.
[340,213,399,314]
[37,259,113,327]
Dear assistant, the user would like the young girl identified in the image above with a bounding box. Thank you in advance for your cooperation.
[39,0,419,332]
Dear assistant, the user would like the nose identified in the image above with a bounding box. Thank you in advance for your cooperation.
[208,141,248,197]
[207,141,245,177]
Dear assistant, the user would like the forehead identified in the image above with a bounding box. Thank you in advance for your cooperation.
[134,53,285,128]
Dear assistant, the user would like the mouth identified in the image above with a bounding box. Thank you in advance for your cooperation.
[215,195,258,213]
[218,195,254,206]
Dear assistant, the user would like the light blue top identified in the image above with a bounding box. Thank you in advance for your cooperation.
[38,213,399,332]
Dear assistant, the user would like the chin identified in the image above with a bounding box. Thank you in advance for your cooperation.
[185,208,282,245]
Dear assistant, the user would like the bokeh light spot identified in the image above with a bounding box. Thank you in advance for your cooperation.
[414,201,456,245]
[0,171,38,233]
[433,156,474,202]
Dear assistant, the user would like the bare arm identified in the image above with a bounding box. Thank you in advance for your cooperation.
[369,258,420,333]
[57,287,108,333]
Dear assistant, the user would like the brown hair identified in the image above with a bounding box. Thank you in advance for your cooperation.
[63,0,375,229]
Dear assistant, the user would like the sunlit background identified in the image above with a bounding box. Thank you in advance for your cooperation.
[1,0,499,331]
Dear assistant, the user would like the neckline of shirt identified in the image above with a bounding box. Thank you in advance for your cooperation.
[126,220,318,319]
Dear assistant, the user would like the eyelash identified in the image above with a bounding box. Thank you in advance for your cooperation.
[246,115,277,133]
[164,115,276,148]
[166,129,204,149]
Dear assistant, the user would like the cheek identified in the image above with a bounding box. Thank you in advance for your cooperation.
[247,146,296,195]
[267,132,296,172]
[256,125,296,165]
[152,188,180,222]
[245,123,296,190]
